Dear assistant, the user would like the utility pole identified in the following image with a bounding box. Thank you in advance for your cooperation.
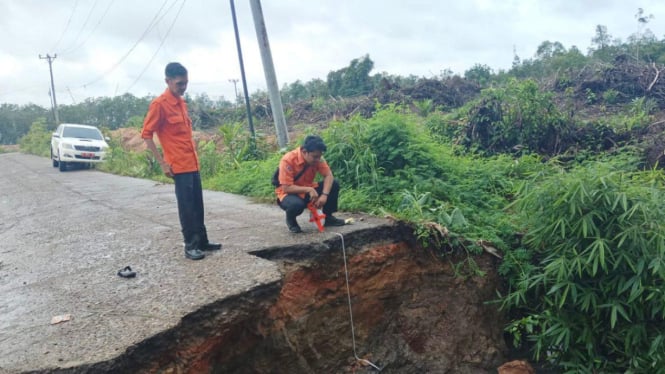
[249,0,289,148]
[230,0,255,139]
[39,53,60,124]
[228,78,239,105]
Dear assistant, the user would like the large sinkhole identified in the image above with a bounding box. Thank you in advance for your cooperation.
[77,225,507,373]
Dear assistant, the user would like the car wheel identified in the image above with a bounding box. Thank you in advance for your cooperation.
[58,152,67,172]
[51,148,59,167]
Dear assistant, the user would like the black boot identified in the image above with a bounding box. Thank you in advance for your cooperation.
[286,216,302,233]
[184,248,205,260]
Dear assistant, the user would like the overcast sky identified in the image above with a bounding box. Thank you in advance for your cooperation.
[2,0,665,109]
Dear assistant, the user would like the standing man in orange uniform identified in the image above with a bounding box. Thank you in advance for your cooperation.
[141,62,222,260]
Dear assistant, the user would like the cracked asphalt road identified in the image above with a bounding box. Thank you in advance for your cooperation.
[0,153,387,372]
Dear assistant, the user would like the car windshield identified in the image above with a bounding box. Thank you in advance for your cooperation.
[62,126,103,140]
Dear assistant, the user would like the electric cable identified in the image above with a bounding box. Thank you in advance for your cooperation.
[59,0,102,55]
[77,0,175,89]
[125,0,187,92]
[335,232,382,371]
[61,0,115,56]
[51,0,79,52]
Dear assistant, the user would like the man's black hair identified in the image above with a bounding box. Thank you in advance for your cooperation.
[165,62,187,78]
[302,135,327,152]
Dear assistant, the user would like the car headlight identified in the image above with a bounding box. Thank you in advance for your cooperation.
[61,143,74,150]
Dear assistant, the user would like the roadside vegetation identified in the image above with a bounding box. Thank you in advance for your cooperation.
[10,13,665,373]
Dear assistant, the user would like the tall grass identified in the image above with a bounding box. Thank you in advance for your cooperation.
[499,154,665,373]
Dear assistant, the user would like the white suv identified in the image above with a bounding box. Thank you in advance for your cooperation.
[51,123,109,172]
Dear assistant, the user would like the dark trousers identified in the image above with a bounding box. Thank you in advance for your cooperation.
[174,171,209,250]
[279,179,340,219]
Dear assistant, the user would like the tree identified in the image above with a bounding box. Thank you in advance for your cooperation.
[535,40,566,60]
[632,8,655,61]
[589,25,623,62]
[591,25,611,50]
[304,78,329,98]
[57,93,152,129]
[464,64,494,87]
[0,103,49,144]
[327,55,375,97]
[187,93,221,129]
[280,80,309,103]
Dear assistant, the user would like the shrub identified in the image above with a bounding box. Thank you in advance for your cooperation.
[99,135,162,179]
[462,79,569,155]
[19,119,51,157]
[500,158,665,373]
[198,139,224,179]
[602,89,620,104]
[413,99,434,117]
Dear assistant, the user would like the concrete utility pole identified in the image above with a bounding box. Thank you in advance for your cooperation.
[249,0,289,148]
[39,53,60,124]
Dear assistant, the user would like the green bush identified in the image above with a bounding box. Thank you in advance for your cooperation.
[461,79,569,155]
[198,139,224,179]
[413,99,434,117]
[323,105,545,251]
[423,111,467,143]
[19,119,51,157]
[325,105,440,186]
[99,135,163,179]
[500,157,665,373]
[602,89,620,104]
[206,156,280,202]
[604,97,657,134]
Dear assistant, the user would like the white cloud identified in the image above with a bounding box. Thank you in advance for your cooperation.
[1,0,664,108]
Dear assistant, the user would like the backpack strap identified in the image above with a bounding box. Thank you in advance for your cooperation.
[293,164,309,182]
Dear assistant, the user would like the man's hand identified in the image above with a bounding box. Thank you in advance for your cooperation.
[307,187,328,208]
[144,138,173,178]
[307,188,318,198]
[315,193,328,209]
[160,161,174,178]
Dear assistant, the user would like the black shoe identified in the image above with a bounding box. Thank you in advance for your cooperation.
[286,217,302,233]
[185,248,205,260]
[117,266,136,278]
[324,215,346,227]
[202,242,222,251]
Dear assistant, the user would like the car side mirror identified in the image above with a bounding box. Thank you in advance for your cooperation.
[105,136,110,142]
[52,133,59,138]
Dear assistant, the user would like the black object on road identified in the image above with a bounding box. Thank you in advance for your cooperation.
[117,266,136,278]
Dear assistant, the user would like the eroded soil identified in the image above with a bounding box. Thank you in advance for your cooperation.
[80,229,507,373]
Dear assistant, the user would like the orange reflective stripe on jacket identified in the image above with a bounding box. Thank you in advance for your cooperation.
[141,89,199,174]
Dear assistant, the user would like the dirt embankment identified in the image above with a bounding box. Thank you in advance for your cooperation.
[74,227,509,373]
[110,128,219,153]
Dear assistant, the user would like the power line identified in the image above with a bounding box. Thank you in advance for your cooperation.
[125,0,187,92]
[77,0,175,89]
[67,87,77,104]
[59,0,101,55]
[51,0,79,52]
[60,0,116,56]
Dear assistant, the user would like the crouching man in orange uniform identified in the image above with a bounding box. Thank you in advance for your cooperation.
[275,135,345,233]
